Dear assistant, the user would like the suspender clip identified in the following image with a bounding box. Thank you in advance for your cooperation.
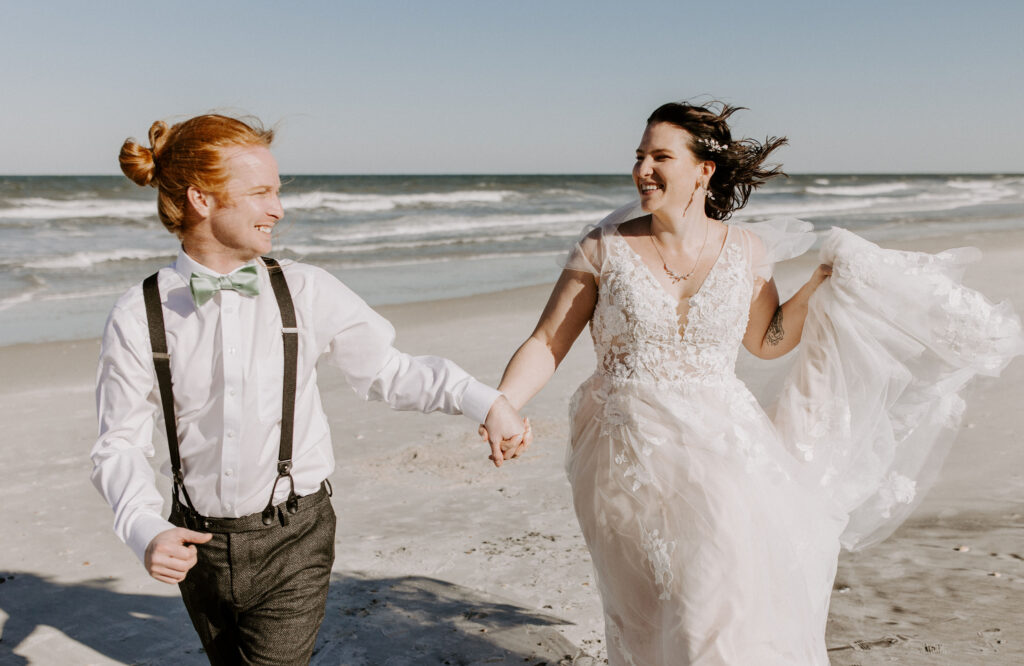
[277,460,293,475]
[152,352,170,360]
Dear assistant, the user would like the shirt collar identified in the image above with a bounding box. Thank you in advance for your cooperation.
[172,247,261,283]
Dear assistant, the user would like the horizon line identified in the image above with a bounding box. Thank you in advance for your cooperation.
[2,171,1022,178]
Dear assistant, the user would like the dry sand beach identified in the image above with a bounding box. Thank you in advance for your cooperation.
[1,230,1021,665]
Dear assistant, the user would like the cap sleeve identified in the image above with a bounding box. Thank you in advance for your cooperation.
[734,217,817,282]
[559,201,645,277]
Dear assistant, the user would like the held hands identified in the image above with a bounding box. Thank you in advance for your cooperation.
[144,527,212,584]
[479,395,533,467]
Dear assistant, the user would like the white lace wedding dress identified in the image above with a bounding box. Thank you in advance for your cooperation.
[563,206,1022,665]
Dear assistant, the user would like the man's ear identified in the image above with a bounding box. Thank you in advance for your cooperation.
[187,186,210,219]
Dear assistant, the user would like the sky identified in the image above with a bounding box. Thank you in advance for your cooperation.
[1,0,1022,175]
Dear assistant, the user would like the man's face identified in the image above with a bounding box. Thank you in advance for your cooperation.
[198,145,283,264]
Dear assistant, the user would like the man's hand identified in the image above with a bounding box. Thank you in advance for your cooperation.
[144,527,213,584]
[480,396,528,467]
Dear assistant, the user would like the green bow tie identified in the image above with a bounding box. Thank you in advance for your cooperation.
[189,265,260,306]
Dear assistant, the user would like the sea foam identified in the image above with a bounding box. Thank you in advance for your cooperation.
[281,189,515,213]
[24,248,173,270]
[805,183,911,197]
[0,198,155,220]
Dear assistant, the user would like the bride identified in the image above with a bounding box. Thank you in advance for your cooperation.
[490,101,1022,664]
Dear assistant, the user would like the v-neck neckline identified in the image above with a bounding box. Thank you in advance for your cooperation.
[615,223,732,307]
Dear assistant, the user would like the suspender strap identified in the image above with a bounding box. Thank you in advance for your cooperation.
[142,272,197,513]
[261,257,300,525]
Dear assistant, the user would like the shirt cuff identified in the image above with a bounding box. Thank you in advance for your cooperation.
[460,380,503,425]
[127,512,176,564]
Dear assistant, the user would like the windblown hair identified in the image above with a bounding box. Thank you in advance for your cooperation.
[119,114,275,237]
[647,101,787,221]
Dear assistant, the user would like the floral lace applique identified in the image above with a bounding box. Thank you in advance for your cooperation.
[876,471,916,518]
[591,231,753,386]
[833,250,880,290]
[937,283,1015,367]
[639,523,676,601]
[623,463,653,492]
[785,393,852,462]
[612,438,659,491]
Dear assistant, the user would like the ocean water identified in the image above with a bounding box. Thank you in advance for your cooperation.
[1,173,1022,346]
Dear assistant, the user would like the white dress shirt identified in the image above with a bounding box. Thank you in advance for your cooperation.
[92,249,501,563]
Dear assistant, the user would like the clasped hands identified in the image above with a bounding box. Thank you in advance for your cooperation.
[480,395,532,467]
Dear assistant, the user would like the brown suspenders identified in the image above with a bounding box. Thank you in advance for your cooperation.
[142,257,301,527]
[261,257,300,524]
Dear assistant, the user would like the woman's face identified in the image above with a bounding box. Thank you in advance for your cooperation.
[632,122,706,215]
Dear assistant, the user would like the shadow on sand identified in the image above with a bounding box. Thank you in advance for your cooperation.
[0,571,587,665]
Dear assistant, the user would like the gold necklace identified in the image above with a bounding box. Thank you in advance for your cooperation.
[649,219,710,283]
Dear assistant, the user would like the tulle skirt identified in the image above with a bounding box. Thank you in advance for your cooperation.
[564,227,1022,666]
[567,373,844,665]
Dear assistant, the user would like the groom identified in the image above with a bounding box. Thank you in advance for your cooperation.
[91,113,527,664]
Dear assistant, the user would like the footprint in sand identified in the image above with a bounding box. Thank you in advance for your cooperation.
[975,627,1004,652]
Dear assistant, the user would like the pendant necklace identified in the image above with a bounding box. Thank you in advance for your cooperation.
[649,219,710,283]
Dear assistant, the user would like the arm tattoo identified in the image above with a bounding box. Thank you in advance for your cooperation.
[766,307,784,346]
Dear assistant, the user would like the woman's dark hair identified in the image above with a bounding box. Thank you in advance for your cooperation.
[647,101,787,220]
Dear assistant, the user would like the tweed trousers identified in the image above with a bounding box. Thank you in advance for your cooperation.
[170,485,336,666]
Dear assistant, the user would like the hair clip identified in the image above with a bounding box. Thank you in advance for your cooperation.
[697,138,728,153]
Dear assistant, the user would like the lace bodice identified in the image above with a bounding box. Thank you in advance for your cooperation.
[591,227,754,384]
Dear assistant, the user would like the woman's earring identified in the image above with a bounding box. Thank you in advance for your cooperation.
[705,184,715,201]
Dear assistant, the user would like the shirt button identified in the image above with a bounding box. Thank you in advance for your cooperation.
[225,469,234,477]
[228,347,236,355]
[226,432,234,439]
[229,388,236,397]
[224,504,232,512]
